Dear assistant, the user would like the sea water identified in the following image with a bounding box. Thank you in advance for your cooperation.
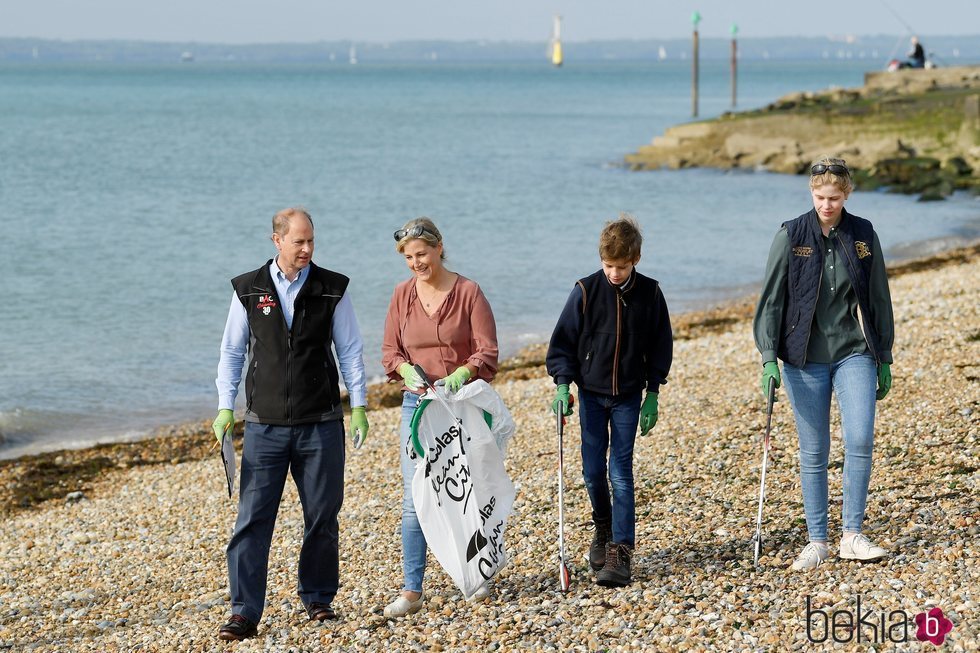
[1,59,977,457]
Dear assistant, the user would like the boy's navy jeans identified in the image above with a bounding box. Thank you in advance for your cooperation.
[577,388,642,547]
[226,420,345,624]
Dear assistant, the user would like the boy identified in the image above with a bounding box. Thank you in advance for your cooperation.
[545,214,673,587]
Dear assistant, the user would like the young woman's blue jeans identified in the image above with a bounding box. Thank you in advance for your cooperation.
[577,388,643,547]
[782,353,877,542]
[398,391,427,593]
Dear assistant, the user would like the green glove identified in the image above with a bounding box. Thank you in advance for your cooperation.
[440,366,472,393]
[212,409,234,444]
[761,361,781,400]
[350,406,369,448]
[398,362,425,391]
[551,384,574,417]
[639,392,659,436]
[876,363,892,401]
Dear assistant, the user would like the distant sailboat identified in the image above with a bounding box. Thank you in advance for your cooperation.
[349,45,358,65]
[550,15,563,67]
[658,46,667,61]
[180,51,194,62]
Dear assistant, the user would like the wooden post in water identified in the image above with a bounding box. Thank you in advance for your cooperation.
[730,24,738,108]
[692,10,701,118]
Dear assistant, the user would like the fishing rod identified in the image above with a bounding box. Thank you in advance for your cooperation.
[879,0,915,35]
[879,1,938,68]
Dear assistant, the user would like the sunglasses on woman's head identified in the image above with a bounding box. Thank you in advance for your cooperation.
[810,163,850,177]
[393,225,436,242]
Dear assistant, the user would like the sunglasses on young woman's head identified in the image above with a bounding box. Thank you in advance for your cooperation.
[810,163,850,177]
[393,225,437,242]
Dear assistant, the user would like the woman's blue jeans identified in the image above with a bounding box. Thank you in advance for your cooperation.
[782,353,877,542]
[398,391,427,593]
[577,388,643,546]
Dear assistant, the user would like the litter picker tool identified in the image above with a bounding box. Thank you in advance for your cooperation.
[555,396,574,592]
[751,378,776,567]
[220,430,235,499]
[412,364,474,450]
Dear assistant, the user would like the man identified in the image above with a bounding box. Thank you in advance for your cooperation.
[907,36,926,69]
[212,207,369,641]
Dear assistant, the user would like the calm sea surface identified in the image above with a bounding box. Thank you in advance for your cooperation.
[2,59,978,458]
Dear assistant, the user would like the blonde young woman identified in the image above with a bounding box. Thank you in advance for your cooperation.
[380,217,499,617]
[754,157,895,571]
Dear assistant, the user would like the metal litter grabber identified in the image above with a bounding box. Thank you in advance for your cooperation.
[751,378,776,567]
[412,364,473,452]
[556,395,574,592]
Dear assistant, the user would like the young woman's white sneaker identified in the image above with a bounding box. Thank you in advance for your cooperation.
[791,542,830,571]
[383,592,424,618]
[839,534,887,562]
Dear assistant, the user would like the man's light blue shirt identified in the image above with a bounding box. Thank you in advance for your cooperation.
[216,259,367,411]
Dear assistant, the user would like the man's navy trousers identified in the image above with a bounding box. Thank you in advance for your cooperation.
[226,420,345,623]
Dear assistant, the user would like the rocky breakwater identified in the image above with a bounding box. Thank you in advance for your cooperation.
[625,65,980,201]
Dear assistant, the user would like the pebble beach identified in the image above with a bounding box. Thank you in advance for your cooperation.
[1,245,977,652]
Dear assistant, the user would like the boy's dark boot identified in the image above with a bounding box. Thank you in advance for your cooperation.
[596,542,633,587]
[589,519,613,572]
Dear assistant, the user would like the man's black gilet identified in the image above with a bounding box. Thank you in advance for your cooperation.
[779,208,880,367]
[232,260,349,425]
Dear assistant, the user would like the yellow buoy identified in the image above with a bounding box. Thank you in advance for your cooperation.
[551,15,563,67]
[552,41,563,67]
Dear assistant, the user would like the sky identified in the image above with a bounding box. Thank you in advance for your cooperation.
[3,0,977,43]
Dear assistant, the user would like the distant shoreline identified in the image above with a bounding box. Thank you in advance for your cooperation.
[2,240,975,517]
[5,35,980,64]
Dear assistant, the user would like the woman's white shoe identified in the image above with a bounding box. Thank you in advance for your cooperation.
[468,584,490,602]
[383,592,424,618]
[791,542,829,571]
[839,534,887,561]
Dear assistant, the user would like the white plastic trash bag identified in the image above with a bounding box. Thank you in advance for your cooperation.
[408,380,516,599]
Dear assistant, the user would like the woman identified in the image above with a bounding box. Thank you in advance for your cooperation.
[380,217,499,616]
[753,157,894,571]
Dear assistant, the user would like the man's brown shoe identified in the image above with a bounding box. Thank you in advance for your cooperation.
[218,614,257,641]
[596,542,633,587]
[308,602,338,621]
